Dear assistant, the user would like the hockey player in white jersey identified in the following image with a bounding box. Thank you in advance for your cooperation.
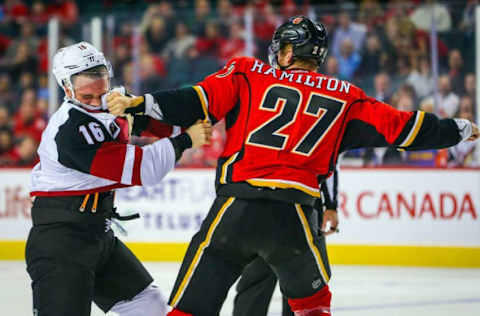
[25,41,211,316]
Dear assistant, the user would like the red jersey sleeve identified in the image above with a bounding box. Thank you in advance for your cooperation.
[195,57,245,121]
[132,115,183,138]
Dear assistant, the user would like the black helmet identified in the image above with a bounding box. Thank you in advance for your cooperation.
[268,15,328,69]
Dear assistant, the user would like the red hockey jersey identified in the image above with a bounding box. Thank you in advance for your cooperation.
[148,56,462,204]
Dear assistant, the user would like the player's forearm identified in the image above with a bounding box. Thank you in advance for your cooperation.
[125,87,206,127]
[397,113,467,150]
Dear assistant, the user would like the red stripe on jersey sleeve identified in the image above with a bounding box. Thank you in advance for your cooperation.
[349,97,414,144]
[142,119,174,138]
[132,145,143,185]
[90,142,127,182]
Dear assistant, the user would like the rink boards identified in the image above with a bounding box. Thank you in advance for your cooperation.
[1,168,479,267]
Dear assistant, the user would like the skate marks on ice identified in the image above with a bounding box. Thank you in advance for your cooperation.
[1,262,479,316]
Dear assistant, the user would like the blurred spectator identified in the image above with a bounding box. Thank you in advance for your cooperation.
[396,93,415,111]
[139,53,166,92]
[18,71,35,93]
[449,95,477,166]
[0,106,10,129]
[4,0,29,24]
[0,135,38,166]
[36,74,48,101]
[409,0,452,32]
[0,74,16,112]
[141,2,175,39]
[324,56,340,78]
[459,0,477,35]
[13,88,46,143]
[391,56,411,91]
[253,2,278,61]
[163,22,196,60]
[459,0,476,70]
[422,75,459,118]
[196,21,226,58]
[391,84,417,109]
[6,22,39,55]
[114,22,134,51]
[373,72,392,103]
[121,61,135,93]
[186,46,220,83]
[2,40,37,81]
[30,0,50,25]
[447,49,465,95]
[46,0,78,27]
[220,22,247,62]
[189,0,213,37]
[216,0,237,36]
[463,73,476,101]
[0,127,14,156]
[436,74,460,118]
[331,10,367,58]
[407,56,434,99]
[143,16,169,54]
[112,43,131,76]
[457,95,475,122]
[356,33,382,78]
[357,0,384,31]
[337,38,361,80]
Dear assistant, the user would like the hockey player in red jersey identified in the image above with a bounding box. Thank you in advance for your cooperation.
[26,42,211,316]
[108,16,479,316]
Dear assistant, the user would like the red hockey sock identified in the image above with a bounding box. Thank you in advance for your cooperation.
[167,308,193,316]
[288,285,332,316]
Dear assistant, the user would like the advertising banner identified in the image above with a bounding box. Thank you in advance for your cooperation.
[1,168,479,247]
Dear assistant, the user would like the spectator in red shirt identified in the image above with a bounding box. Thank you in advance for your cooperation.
[195,21,225,58]
[0,135,38,167]
[13,89,46,143]
[220,22,247,62]
[4,0,29,23]
[46,0,78,27]
[30,0,51,25]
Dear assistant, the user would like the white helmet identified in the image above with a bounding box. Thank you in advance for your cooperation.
[52,41,113,110]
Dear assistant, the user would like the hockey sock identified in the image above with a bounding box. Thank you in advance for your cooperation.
[166,308,193,316]
[288,285,332,316]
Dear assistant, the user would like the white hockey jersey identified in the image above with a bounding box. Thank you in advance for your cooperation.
[30,100,178,196]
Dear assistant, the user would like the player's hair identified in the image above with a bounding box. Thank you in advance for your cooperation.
[279,43,318,70]
[70,65,109,84]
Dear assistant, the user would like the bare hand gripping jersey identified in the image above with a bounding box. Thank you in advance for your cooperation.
[30,100,178,196]
[139,57,464,205]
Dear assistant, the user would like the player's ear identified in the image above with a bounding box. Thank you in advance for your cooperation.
[278,45,293,68]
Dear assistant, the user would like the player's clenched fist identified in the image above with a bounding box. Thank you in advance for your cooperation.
[468,122,479,141]
[186,120,212,148]
[107,92,142,116]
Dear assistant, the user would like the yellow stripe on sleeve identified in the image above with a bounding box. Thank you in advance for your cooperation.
[220,153,239,184]
[193,85,209,122]
[400,111,425,148]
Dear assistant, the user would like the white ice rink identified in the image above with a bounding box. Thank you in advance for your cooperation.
[2,261,479,316]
